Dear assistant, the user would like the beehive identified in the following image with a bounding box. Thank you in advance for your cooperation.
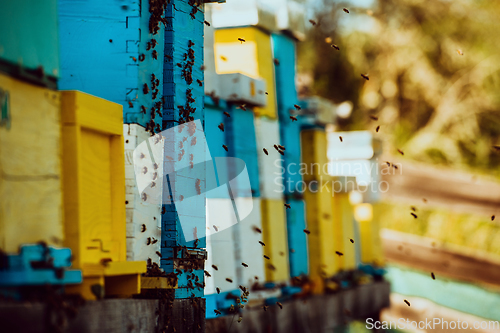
[60,91,146,300]
[285,198,308,277]
[214,27,277,119]
[300,129,330,183]
[356,203,384,266]
[261,199,290,282]
[0,72,63,253]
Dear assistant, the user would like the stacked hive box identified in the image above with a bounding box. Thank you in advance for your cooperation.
[60,91,146,300]
[301,129,339,294]
[272,32,309,278]
[0,0,82,294]
[214,24,290,284]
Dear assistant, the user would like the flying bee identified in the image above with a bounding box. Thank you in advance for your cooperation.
[331,44,340,51]
[411,213,417,219]
[131,56,137,62]
[238,38,246,43]
[339,136,343,142]
[492,215,496,221]
[259,241,265,246]
[376,125,380,132]
[263,148,269,155]
[267,263,276,271]
[393,164,399,170]
[274,144,280,151]
[141,224,147,232]
[214,309,221,315]
[370,115,378,121]
[335,251,344,256]
[253,226,262,233]
[278,150,284,156]
[277,302,283,309]
[143,84,149,94]
[238,317,243,323]
[423,198,428,203]
[284,203,291,209]
[218,123,224,132]
[156,251,162,257]
[213,225,219,232]
[128,101,133,108]
[278,145,285,150]
[241,263,248,267]
[139,54,145,62]
[152,238,158,244]
[303,229,311,234]
[309,19,317,26]
[431,272,435,280]
[294,104,301,110]
[226,278,233,283]
[197,79,203,87]
[263,255,270,260]
[349,238,354,244]
[397,149,404,155]
[223,111,230,118]
[290,116,298,122]
[109,39,113,43]
[456,49,464,56]
[238,104,247,111]
[220,55,227,61]
[265,91,269,95]
[200,65,206,71]
[204,20,210,26]
[222,144,228,152]
[404,300,410,307]
[216,287,221,294]
[361,73,369,80]
[274,58,280,66]
[212,265,218,271]
[343,8,349,13]
[262,305,269,311]
[411,206,417,212]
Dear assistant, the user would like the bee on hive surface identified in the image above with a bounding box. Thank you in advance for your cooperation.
[226,278,233,283]
[259,241,265,246]
[146,237,151,245]
[350,239,354,243]
[141,224,147,232]
[139,54,145,62]
[238,38,245,43]
[404,300,410,306]
[131,56,137,62]
[146,42,151,51]
[143,84,149,94]
[290,116,298,122]
[156,251,161,257]
[212,265,218,271]
[278,150,284,156]
[218,123,224,132]
[128,101,133,108]
[197,79,203,87]
[361,73,369,80]
[278,145,285,150]
[339,136,343,142]
[331,44,340,51]
[222,144,228,152]
[274,144,280,151]
[204,20,210,26]
[223,111,230,118]
[343,8,349,13]
[265,91,269,95]
[274,58,280,66]
[397,149,404,155]
[303,229,311,234]
[284,203,291,209]
[263,148,268,155]
[216,287,221,294]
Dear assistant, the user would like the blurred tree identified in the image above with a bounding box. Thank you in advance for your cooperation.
[298,0,500,177]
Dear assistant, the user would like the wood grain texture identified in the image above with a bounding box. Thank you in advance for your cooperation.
[0,72,63,253]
